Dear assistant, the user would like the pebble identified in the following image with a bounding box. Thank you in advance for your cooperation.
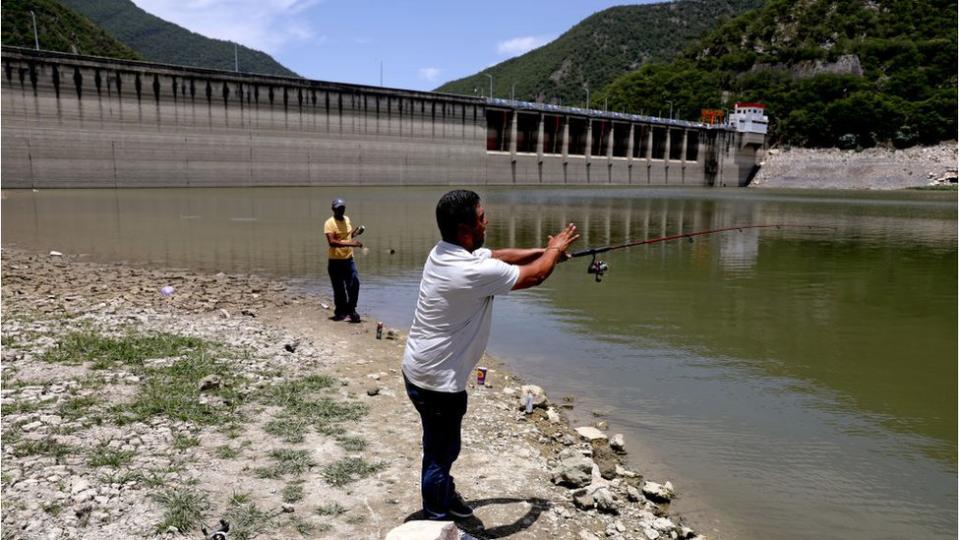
[610,433,626,453]
[575,426,608,442]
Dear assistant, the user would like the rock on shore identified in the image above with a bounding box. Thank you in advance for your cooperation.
[751,141,958,190]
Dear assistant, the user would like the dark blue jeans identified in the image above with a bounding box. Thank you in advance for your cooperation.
[403,374,468,518]
[327,258,359,316]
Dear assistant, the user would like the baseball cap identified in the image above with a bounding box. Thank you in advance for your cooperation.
[331,198,346,209]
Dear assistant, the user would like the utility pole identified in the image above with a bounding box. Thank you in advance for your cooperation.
[666,100,673,120]
[585,86,590,109]
[234,43,239,72]
[30,11,39,50]
[511,82,516,101]
[484,73,493,100]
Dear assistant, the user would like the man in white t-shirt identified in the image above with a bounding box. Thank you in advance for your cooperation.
[402,189,579,521]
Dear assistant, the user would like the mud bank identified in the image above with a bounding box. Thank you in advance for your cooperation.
[751,142,958,190]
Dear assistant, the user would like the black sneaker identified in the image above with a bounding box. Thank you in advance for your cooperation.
[448,492,473,518]
[348,312,362,323]
[421,507,449,521]
[330,313,347,321]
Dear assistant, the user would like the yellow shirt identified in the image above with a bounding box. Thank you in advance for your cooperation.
[324,216,354,260]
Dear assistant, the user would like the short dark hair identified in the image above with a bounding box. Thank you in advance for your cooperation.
[436,190,480,243]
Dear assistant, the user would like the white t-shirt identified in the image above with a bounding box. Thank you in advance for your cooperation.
[402,241,520,392]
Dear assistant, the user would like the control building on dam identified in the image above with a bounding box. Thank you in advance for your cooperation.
[1,47,767,189]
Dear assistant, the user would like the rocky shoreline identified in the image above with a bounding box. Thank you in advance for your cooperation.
[1,248,710,540]
[750,141,958,190]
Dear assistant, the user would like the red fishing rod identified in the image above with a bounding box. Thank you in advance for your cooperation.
[569,224,821,282]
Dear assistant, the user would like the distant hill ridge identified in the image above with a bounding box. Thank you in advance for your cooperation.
[598,0,957,147]
[435,0,763,104]
[1,0,142,60]
[59,0,299,77]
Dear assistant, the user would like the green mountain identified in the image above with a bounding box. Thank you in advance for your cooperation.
[435,0,763,105]
[1,0,141,59]
[599,0,958,148]
[59,0,299,77]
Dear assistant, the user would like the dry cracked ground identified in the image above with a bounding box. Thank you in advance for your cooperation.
[1,249,707,540]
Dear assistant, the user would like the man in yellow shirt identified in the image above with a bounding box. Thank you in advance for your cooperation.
[324,198,363,322]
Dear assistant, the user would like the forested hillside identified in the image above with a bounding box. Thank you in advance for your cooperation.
[599,0,957,147]
[436,0,763,105]
[1,0,141,60]
[59,0,299,77]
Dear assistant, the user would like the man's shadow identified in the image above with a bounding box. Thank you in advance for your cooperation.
[403,497,550,539]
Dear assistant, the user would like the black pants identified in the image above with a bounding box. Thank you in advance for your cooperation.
[327,258,359,316]
[403,374,468,518]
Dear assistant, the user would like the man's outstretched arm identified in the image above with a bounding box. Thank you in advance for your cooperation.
[512,223,579,290]
[491,248,545,265]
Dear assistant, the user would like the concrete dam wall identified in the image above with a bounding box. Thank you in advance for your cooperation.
[1,47,763,188]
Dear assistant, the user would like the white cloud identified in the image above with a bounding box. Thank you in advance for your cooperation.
[418,67,441,82]
[131,0,321,53]
[496,35,552,57]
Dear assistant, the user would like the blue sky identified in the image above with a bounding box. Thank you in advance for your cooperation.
[131,1,651,91]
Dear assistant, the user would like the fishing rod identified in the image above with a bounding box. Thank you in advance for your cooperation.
[569,224,818,282]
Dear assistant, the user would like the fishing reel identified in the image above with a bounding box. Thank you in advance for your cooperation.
[587,254,609,282]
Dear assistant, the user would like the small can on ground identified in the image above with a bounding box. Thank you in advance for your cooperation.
[376,321,384,339]
[476,366,488,386]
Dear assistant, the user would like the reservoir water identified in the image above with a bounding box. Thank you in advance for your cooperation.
[2,186,956,539]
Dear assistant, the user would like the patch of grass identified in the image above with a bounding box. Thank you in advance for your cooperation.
[345,513,367,525]
[321,457,385,487]
[335,435,367,452]
[152,488,209,535]
[309,399,367,430]
[124,354,246,427]
[289,516,314,536]
[214,445,241,459]
[259,375,337,406]
[224,499,272,540]
[173,434,201,450]
[315,502,346,516]
[99,470,145,485]
[142,469,170,488]
[40,331,209,369]
[12,437,75,463]
[2,399,51,416]
[42,502,64,517]
[282,481,304,503]
[219,422,246,439]
[87,443,134,468]
[254,448,315,479]
[256,374,366,445]
[1,423,24,446]
[317,424,347,437]
[228,491,252,506]
[57,395,101,420]
[264,415,311,444]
